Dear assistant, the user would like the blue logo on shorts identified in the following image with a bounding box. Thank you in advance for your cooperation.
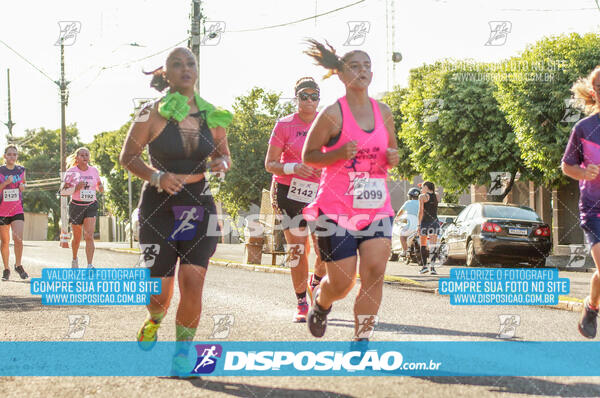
[191,344,222,374]
[169,206,204,241]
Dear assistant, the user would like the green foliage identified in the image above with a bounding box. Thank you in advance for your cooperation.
[16,125,82,239]
[89,120,145,220]
[494,32,600,186]
[381,86,417,181]
[214,87,294,219]
[399,59,525,197]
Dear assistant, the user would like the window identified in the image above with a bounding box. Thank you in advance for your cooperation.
[482,205,541,221]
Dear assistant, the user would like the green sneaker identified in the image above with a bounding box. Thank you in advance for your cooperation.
[137,318,160,351]
[170,353,198,378]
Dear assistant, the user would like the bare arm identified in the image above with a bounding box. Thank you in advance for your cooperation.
[265,144,286,175]
[120,103,160,181]
[562,162,599,181]
[119,103,185,195]
[18,170,26,192]
[302,104,356,167]
[418,194,426,224]
[208,126,232,172]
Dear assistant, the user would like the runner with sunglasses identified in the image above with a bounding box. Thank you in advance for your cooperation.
[265,77,327,322]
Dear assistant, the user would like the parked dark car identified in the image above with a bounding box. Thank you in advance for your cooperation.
[441,202,551,267]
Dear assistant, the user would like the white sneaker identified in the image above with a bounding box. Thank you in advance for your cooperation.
[71,258,78,269]
[87,264,95,269]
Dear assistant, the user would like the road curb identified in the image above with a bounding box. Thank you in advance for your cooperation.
[97,246,584,312]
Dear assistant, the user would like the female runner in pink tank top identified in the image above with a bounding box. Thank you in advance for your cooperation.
[302,40,399,340]
[265,77,327,323]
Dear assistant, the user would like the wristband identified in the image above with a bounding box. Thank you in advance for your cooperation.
[150,171,165,193]
[283,163,298,175]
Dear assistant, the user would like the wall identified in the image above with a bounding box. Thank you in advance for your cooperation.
[23,212,48,241]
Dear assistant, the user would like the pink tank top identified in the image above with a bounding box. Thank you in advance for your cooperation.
[268,112,320,185]
[303,96,394,231]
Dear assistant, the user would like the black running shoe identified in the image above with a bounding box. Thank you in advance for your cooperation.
[430,268,438,275]
[419,266,429,274]
[1,269,9,281]
[307,287,331,338]
[14,266,28,280]
[579,297,598,339]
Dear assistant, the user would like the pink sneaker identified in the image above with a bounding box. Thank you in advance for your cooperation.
[293,299,309,323]
[307,274,320,304]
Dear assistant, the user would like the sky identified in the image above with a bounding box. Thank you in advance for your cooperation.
[0,0,599,145]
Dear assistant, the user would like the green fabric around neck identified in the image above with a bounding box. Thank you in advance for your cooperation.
[157,91,233,128]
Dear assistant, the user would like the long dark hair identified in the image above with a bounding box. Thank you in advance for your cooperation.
[304,39,370,79]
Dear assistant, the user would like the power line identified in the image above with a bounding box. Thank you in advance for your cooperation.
[227,0,366,32]
[500,7,596,11]
[0,39,55,83]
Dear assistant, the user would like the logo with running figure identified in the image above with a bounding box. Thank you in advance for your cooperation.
[201,21,226,46]
[64,314,90,339]
[344,21,370,46]
[138,244,160,268]
[55,21,81,46]
[210,314,234,339]
[356,315,378,339]
[497,314,520,339]
[191,344,223,374]
[169,206,204,241]
[284,244,305,268]
[485,21,512,46]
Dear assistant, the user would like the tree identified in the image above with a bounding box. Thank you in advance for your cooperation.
[214,87,294,219]
[16,125,82,239]
[399,60,527,199]
[89,120,145,220]
[381,87,418,181]
[494,32,600,185]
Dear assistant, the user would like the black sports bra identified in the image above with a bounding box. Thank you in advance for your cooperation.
[148,111,215,174]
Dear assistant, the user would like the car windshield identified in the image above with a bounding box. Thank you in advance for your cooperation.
[482,205,541,221]
[438,205,465,217]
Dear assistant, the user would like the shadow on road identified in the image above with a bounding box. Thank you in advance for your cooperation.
[0,295,42,311]
[180,378,355,397]
[328,318,518,340]
[417,376,600,396]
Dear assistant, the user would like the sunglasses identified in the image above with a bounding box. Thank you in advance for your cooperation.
[298,92,320,102]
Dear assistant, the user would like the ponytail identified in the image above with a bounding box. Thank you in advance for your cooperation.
[143,66,169,92]
[304,39,371,79]
[304,39,345,79]
[571,66,600,115]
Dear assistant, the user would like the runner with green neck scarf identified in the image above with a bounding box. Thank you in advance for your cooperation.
[120,47,232,377]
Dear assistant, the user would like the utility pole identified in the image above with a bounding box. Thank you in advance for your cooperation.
[4,69,15,140]
[128,171,132,248]
[189,0,202,94]
[56,40,70,248]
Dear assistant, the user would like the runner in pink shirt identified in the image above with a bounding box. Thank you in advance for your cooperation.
[62,147,104,269]
[265,77,327,323]
[302,40,399,340]
[0,145,28,281]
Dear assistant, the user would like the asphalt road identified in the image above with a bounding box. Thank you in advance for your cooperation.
[1,242,600,397]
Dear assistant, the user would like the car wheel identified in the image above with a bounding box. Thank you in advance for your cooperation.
[530,258,546,268]
[389,252,399,262]
[466,240,480,267]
